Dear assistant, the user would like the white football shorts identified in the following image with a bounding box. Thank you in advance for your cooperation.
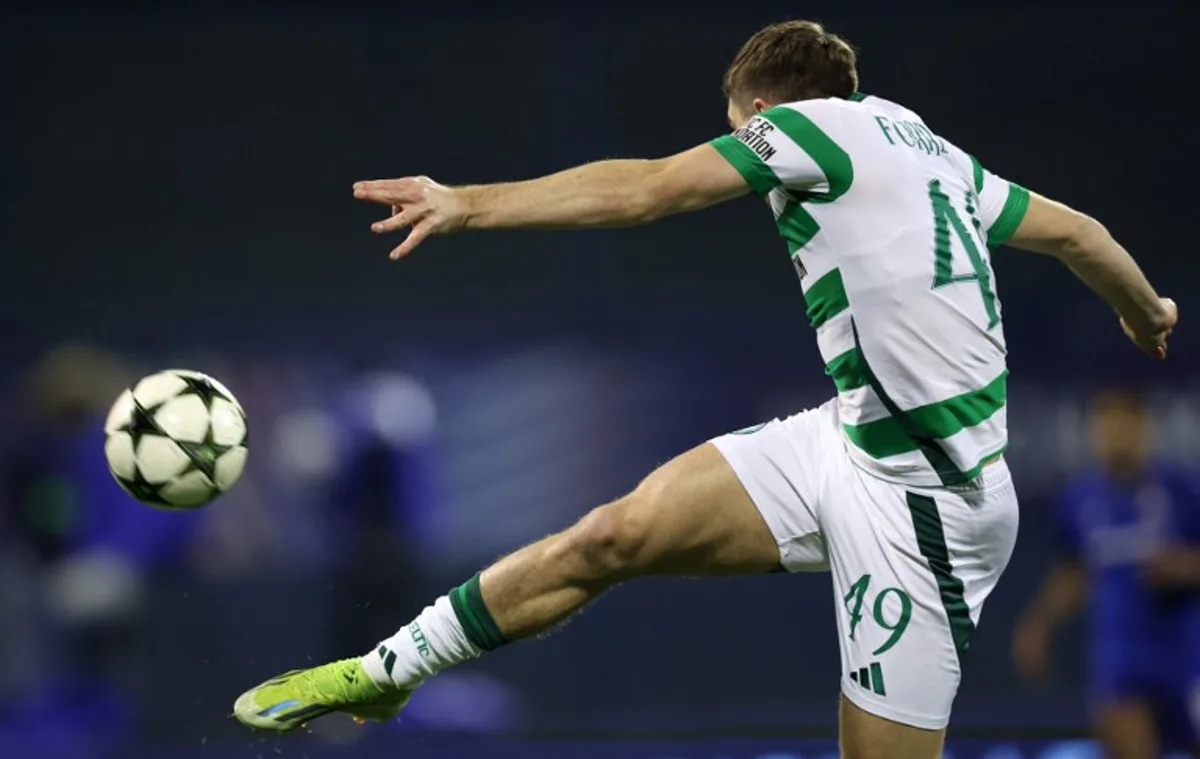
[711,399,1019,730]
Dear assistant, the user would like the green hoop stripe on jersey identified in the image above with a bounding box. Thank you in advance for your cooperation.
[906,492,975,659]
[825,347,870,392]
[986,184,1030,246]
[844,369,1008,477]
[846,320,1006,485]
[969,155,985,194]
[778,200,821,254]
[758,106,854,202]
[805,269,850,328]
[709,136,780,195]
[845,370,1008,454]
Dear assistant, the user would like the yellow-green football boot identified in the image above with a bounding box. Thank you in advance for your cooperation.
[233,657,412,732]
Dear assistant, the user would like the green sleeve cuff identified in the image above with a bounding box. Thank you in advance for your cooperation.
[987,183,1030,246]
[709,135,780,196]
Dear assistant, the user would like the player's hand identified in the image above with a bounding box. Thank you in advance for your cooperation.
[353,176,465,260]
[1011,615,1052,685]
[1120,297,1178,360]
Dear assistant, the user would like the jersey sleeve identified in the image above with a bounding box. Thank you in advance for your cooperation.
[968,155,1031,247]
[709,103,853,200]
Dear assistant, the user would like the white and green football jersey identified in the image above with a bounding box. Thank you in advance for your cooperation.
[710,93,1030,487]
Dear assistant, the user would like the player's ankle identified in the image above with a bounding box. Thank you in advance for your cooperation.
[360,646,417,691]
[363,579,506,691]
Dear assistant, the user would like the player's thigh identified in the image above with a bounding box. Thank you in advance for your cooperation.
[707,407,836,573]
[825,460,1019,737]
[600,440,781,576]
[614,405,838,576]
[839,694,944,759]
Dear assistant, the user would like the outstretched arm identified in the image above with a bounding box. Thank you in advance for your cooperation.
[459,145,751,229]
[1007,193,1177,359]
[354,144,751,259]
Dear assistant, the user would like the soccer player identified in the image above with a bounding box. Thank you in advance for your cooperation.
[1013,388,1200,759]
[233,20,1177,759]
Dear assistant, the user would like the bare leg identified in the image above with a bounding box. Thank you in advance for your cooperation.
[481,441,781,638]
[839,694,946,759]
[233,442,785,733]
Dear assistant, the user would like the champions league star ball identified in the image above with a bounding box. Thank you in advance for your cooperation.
[103,369,248,509]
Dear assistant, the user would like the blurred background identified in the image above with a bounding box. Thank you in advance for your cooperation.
[2,1,1199,758]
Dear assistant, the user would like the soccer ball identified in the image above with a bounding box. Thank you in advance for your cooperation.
[103,369,248,509]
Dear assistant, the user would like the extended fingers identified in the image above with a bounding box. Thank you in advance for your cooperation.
[353,178,423,205]
[371,212,413,234]
[389,220,434,260]
[352,177,439,259]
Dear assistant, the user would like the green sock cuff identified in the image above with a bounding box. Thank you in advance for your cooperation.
[448,573,509,651]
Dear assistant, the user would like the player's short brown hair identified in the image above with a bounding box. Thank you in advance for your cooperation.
[722,21,859,105]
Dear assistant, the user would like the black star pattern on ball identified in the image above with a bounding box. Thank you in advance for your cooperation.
[116,468,173,508]
[176,374,227,407]
[175,422,234,481]
[122,399,164,448]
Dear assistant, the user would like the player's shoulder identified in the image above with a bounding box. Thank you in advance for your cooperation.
[753,98,863,154]
[845,92,927,124]
[765,94,922,143]
[770,94,906,121]
[763,97,854,127]
[773,93,948,147]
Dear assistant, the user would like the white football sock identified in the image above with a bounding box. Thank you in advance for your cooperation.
[361,595,482,690]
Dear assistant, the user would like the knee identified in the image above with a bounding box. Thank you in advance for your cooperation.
[562,494,654,580]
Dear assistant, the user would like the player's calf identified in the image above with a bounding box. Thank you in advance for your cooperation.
[233,442,779,731]
[362,442,779,693]
[476,499,654,641]
[564,497,656,580]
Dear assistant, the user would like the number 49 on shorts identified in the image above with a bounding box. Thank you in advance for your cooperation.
[843,573,913,656]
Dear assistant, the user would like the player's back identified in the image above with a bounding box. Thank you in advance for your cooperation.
[714,94,1030,487]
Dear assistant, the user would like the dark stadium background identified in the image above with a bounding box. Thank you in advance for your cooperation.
[1,2,1197,758]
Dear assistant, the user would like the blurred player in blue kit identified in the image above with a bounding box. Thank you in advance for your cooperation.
[1014,388,1200,758]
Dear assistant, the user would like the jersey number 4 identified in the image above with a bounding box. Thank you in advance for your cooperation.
[928,179,1000,329]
